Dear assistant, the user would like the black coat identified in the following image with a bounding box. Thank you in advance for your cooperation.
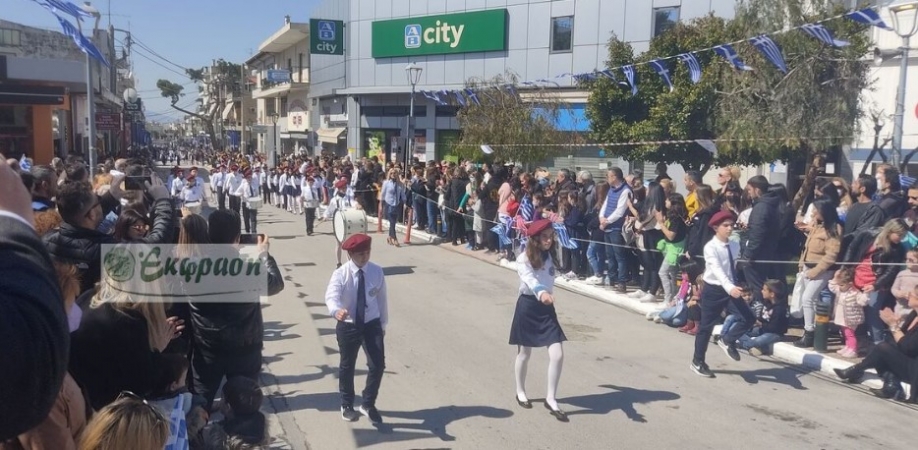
[0,216,70,440]
[742,191,781,261]
[445,178,469,211]
[686,206,717,260]
[43,223,116,294]
[189,251,285,355]
[842,227,905,290]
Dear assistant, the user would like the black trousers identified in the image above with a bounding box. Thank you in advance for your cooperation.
[639,249,663,294]
[229,196,241,217]
[242,207,257,233]
[217,189,226,210]
[337,319,385,408]
[448,212,466,243]
[304,207,316,234]
[693,284,755,364]
[191,346,262,409]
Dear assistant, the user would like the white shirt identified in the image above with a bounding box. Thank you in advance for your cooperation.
[211,172,226,189]
[234,178,261,201]
[702,237,740,293]
[302,182,321,208]
[600,183,633,224]
[180,183,204,203]
[325,260,388,329]
[225,173,243,196]
[324,194,352,219]
[171,177,185,197]
[516,251,555,299]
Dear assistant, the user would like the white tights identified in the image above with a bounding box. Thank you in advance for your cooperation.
[515,343,564,409]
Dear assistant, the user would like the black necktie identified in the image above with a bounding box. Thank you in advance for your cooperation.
[726,244,737,284]
[356,269,366,325]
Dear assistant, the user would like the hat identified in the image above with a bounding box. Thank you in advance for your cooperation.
[307,176,315,182]
[243,169,252,178]
[527,219,553,237]
[334,178,348,190]
[341,233,371,252]
[708,210,736,229]
[230,164,239,171]
[186,174,195,181]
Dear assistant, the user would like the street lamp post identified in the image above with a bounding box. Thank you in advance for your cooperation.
[270,112,279,167]
[82,2,102,177]
[405,62,423,175]
[123,87,137,156]
[887,0,918,169]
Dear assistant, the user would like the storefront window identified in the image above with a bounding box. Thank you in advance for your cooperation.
[0,105,33,161]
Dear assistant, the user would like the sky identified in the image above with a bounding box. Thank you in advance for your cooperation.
[7,0,323,122]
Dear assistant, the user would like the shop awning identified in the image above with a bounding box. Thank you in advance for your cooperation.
[317,127,346,144]
[221,103,235,122]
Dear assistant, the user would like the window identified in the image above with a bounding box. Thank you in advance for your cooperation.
[280,96,288,116]
[363,106,426,117]
[0,29,21,47]
[435,106,459,117]
[551,17,573,53]
[298,53,304,82]
[653,7,680,37]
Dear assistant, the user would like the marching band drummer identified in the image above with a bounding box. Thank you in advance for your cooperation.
[324,178,356,268]
[234,168,261,234]
[509,218,569,422]
[180,174,205,213]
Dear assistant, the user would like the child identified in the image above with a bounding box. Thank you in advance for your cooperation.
[199,377,267,449]
[829,269,868,358]
[891,249,918,319]
[736,279,789,356]
[716,285,755,342]
[149,353,208,448]
[678,274,706,335]
[656,193,688,303]
[648,271,691,327]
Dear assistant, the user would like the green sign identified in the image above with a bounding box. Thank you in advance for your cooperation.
[372,9,508,58]
[310,18,344,55]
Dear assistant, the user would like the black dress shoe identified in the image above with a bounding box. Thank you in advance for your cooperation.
[543,401,569,422]
[515,396,532,409]
[870,373,902,399]
[833,365,864,383]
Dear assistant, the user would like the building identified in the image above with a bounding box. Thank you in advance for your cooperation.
[245,16,312,163]
[0,18,134,164]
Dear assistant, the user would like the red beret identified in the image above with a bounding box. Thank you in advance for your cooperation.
[708,210,736,229]
[527,219,553,237]
[186,175,195,181]
[230,164,239,171]
[307,176,315,182]
[243,169,252,177]
[341,233,371,252]
[334,178,348,190]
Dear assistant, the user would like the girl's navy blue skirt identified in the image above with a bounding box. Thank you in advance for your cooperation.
[509,294,566,347]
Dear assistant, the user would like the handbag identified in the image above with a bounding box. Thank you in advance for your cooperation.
[789,271,806,319]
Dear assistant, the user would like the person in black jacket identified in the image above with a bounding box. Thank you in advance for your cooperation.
[444,167,470,246]
[876,164,909,221]
[0,158,70,441]
[843,175,885,252]
[684,185,717,266]
[739,176,782,303]
[190,210,285,408]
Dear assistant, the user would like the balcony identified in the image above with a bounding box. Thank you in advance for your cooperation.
[251,68,309,99]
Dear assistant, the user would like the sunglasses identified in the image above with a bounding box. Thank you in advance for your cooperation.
[117,391,167,424]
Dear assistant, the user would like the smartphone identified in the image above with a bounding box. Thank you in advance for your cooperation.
[239,233,265,245]
[124,176,147,191]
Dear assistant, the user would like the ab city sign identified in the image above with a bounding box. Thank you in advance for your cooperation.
[311,18,345,55]
[372,9,508,58]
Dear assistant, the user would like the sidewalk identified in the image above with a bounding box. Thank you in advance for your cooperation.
[369,215,897,393]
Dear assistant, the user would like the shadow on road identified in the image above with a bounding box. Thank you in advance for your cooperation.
[382,266,416,276]
[562,384,680,422]
[356,405,514,445]
[715,367,808,390]
[272,364,397,386]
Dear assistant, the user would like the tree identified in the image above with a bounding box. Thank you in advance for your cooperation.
[587,0,871,196]
[453,72,582,164]
[157,59,242,150]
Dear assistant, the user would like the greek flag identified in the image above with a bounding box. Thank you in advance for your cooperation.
[800,23,849,48]
[54,14,109,66]
[599,69,619,81]
[678,53,703,84]
[714,44,753,71]
[845,8,891,30]
[438,90,452,104]
[491,222,512,246]
[519,196,535,221]
[34,0,94,20]
[553,223,578,250]
[750,35,787,74]
[901,174,917,189]
[649,59,673,92]
[621,65,638,96]
[421,90,448,106]
[452,90,467,107]
[464,89,481,106]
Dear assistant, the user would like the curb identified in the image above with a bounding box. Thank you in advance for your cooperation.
[370,217,904,394]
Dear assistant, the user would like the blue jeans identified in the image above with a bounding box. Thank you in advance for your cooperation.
[386,204,399,239]
[604,230,629,284]
[426,198,439,233]
[587,241,606,277]
[737,328,782,352]
[721,314,741,338]
[440,208,448,235]
[867,291,889,344]
[658,303,687,327]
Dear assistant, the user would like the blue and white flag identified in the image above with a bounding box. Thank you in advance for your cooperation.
[34,0,94,20]
[464,88,481,106]
[678,53,703,84]
[54,14,109,66]
[621,65,638,96]
[649,59,674,92]
[553,223,578,250]
[599,69,619,81]
[714,44,753,71]
[19,154,31,173]
[452,90,467,107]
[846,8,892,30]
[519,195,535,221]
[901,174,917,189]
[800,23,849,48]
[750,35,787,74]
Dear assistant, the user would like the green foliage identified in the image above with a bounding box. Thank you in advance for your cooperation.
[586,0,871,172]
[453,72,582,164]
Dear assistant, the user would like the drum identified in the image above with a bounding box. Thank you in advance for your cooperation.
[334,209,368,243]
[247,197,263,210]
[184,201,202,215]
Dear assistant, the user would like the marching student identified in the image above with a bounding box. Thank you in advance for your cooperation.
[180,174,205,210]
[510,218,569,422]
[279,169,290,212]
[690,210,757,378]
[324,178,355,267]
[324,233,388,424]
[302,176,321,236]
[234,169,261,234]
[170,167,185,199]
[292,171,304,215]
[225,165,243,217]
[212,165,227,210]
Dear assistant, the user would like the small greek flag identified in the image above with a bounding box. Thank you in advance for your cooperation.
[750,35,787,74]
[678,53,703,84]
[901,174,917,189]
[845,8,892,30]
[464,89,481,106]
[54,14,109,66]
[519,196,535,221]
[621,65,638,96]
[553,223,578,249]
[34,0,94,20]
[714,44,753,71]
[649,59,674,92]
[452,90,467,107]
[800,23,849,48]
[491,223,512,246]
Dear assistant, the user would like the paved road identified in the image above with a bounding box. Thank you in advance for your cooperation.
[156,161,913,449]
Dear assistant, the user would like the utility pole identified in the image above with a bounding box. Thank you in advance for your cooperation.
[241,63,247,154]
